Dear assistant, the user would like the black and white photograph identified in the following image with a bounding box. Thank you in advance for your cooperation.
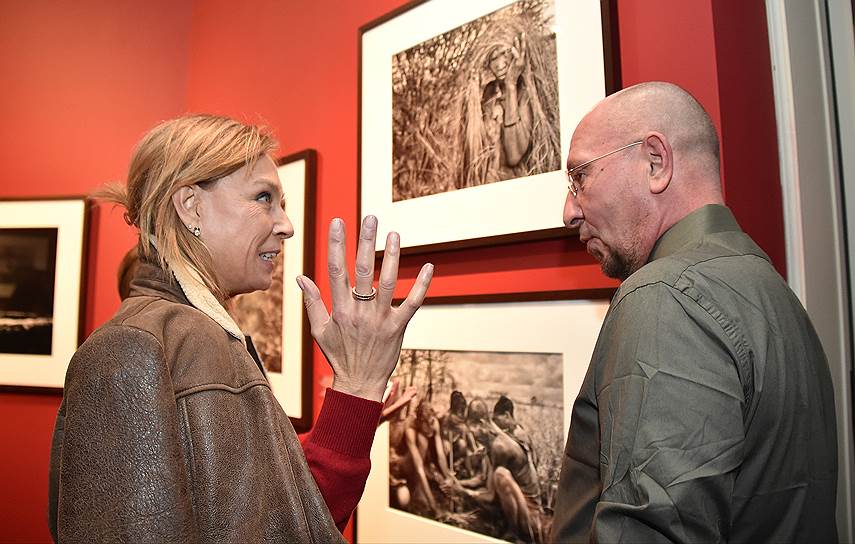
[391,0,561,201]
[0,198,87,390]
[386,349,562,543]
[358,298,608,543]
[229,253,284,373]
[360,0,611,252]
[0,228,58,355]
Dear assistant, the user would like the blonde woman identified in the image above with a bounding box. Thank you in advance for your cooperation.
[48,114,433,542]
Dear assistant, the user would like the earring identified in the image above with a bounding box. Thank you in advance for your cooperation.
[188,224,201,237]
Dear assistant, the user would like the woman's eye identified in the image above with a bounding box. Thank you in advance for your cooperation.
[257,192,272,203]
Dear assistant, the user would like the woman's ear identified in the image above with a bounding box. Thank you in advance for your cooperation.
[171,185,199,228]
[644,132,673,194]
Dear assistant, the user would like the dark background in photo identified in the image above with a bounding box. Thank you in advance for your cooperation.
[0,228,58,355]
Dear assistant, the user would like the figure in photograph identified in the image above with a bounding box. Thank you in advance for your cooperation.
[441,390,471,477]
[396,399,456,516]
[392,0,560,201]
[462,26,559,187]
[387,349,562,542]
[552,82,838,542]
[447,395,546,543]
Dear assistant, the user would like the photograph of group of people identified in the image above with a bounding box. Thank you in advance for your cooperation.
[385,349,563,543]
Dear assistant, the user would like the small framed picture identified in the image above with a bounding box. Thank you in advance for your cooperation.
[357,295,609,542]
[228,150,317,432]
[0,198,89,390]
[359,0,618,253]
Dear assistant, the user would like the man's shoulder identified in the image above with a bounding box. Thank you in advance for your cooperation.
[617,232,779,307]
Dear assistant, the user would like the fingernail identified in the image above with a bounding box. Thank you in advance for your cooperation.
[365,215,377,227]
[296,276,305,290]
[331,218,342,232]
[426,263,435,274]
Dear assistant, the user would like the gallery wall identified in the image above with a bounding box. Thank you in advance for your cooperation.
[0,1,192,539]
[0,1,782,542]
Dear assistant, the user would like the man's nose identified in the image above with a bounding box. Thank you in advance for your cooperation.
[563,190,584,230]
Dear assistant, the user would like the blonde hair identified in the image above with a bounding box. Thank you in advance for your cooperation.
[94,114,278,300]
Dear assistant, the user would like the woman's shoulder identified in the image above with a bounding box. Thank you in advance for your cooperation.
[70,296,237,387]
[108,295,227,344]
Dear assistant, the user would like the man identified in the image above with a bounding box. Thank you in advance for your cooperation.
[552,81,837,543]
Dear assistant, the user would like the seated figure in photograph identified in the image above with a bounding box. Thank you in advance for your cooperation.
[552,81,838,542]
[48,114,434,542]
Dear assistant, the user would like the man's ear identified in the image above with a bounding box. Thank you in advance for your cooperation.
[171,185,199,228]
[644,132,673,194]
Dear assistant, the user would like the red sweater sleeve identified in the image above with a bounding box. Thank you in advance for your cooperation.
[301,388,382,532]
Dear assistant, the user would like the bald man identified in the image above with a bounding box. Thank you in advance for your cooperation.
[552,82,837,543]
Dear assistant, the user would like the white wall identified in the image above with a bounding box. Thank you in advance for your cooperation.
[766,0,855,540]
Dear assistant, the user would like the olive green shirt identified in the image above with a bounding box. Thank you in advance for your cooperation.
[552,205,837,543]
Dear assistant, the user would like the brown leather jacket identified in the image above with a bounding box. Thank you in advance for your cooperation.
[48,263,345,543]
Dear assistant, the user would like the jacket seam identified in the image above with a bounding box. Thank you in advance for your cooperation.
[178,398,199,525]
[175,379,270,400]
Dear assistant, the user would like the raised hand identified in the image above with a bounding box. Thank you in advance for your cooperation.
[507,32,527,82]
[296,216,433,401]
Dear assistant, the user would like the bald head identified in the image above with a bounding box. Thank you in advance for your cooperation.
[580,81,721,182]
[563,82,725,280]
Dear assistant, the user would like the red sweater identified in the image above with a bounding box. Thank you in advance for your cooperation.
[301,388,382,532]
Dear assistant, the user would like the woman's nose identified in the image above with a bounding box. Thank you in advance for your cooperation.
[274,205,295,239]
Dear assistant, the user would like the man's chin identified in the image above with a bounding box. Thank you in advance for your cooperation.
[600,253,634,281]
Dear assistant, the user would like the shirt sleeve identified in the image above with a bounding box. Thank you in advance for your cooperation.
[591,284,746,543]
[301,388,382,532]
[50,326,199,542]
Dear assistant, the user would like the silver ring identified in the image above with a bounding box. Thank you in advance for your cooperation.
[351,286,377,301]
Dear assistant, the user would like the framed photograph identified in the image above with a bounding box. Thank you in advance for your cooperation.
[357,296,609,543]
[359,0,618,253]
[0,198,88,390]
[228,150,317,432]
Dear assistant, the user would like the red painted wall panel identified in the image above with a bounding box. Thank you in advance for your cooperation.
[0,1,190,541]
[0,0,781,542]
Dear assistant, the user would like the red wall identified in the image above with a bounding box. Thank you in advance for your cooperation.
[0,1,782,541]
[0,1,191,539]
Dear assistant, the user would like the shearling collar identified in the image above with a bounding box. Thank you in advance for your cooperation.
[129,261,245,344]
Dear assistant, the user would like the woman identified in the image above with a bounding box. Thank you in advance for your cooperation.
[47,114,433,542]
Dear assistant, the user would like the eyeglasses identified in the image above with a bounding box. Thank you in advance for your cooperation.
[566,141,643,197]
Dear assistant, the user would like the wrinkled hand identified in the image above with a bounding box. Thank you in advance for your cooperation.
[296,216,433,401]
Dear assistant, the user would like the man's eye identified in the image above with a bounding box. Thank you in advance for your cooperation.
[257,192,272,203]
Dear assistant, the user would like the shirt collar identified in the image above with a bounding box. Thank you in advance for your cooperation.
[129,260,246,344]
[648,204,743,262]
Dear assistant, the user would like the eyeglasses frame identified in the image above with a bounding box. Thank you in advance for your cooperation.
[566,140,644,197]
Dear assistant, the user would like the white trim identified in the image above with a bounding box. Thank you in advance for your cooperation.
[766,0,806,303]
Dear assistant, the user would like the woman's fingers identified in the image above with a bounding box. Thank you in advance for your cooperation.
[376,231,400,307]
[296,275,329,334]
[354,215,378,298]
[397,262,434,323]
[327,218,351,309]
